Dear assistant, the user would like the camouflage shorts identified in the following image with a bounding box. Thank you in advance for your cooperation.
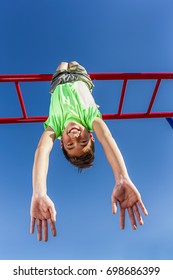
[50,63,94,93]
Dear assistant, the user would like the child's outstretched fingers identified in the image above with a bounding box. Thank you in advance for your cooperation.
[120,207,125,229]
[49,219,57,237]
[42,219,48,242]
[48,206,57,237]
[36,219,42,241]
[112,202,117,214]
[30,217,35,234]
[112,197,118,214]
[138,199,148,216]
[49,206,56,222]
[132,204,144,226]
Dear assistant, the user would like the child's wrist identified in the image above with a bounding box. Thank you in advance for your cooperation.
[115,173,130,185]
[32,189,47,197]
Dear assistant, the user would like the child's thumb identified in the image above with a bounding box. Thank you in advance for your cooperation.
[112,201,117,214]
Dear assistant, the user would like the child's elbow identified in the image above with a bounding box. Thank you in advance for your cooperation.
[98,130,113,145]
[36,143,52,156]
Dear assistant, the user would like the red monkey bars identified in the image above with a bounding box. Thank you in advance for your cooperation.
[0,72,173,128]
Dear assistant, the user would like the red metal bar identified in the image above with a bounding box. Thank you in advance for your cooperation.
[15,82,28,119]
[0,112,173,124]
[103,112,173,120]
[117,79,127,115]
[0,72,173,124]
[0,72,173,82]
[89,72,173,80]
[0,116,47,124]
[147,79,161,114]
[0,74,52,82]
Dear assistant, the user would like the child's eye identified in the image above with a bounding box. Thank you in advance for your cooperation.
[66,143,75,150]
[67,143,73,147]
[80,140,88,145]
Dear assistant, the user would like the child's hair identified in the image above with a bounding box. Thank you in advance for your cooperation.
[61,141,95,172]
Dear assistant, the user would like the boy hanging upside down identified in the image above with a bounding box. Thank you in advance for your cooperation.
[30,61,148,242]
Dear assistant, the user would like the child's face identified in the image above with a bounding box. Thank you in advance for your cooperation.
[61,122,94,157]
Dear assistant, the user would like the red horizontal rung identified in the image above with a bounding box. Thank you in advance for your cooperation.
[0,112,173,124]
[1,72,173,82]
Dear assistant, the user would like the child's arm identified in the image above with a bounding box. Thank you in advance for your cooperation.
[92,117,148,230]
[30,127,57,241]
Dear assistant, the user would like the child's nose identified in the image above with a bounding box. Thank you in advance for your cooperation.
[69,131,80,138]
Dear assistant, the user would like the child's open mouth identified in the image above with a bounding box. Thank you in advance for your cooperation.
[68,127,80,134]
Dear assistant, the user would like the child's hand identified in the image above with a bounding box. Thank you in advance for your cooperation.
[111,177,148,230]
[30,194,57,241]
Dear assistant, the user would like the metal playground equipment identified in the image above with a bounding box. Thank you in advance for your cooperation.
[0,72,173,128]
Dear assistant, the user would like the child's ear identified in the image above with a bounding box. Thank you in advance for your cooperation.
[60,139,63,148]
[90,133,95,142]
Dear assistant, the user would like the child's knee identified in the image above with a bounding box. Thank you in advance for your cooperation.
[68,61,79,68]
[56,62,68,71]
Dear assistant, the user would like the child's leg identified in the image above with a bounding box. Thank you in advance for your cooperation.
[56,62,68,72]
[50,62,68,94]
[68,61,79,68]
[50,61,93,93]
[68,61,87,74]
[68,61,94,92]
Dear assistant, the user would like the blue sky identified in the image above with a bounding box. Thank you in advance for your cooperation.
[0,0,173,260]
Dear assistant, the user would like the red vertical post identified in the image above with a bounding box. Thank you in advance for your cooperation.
[147,79,161,115]
[15,82,28,119]
[117,79,127,115]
